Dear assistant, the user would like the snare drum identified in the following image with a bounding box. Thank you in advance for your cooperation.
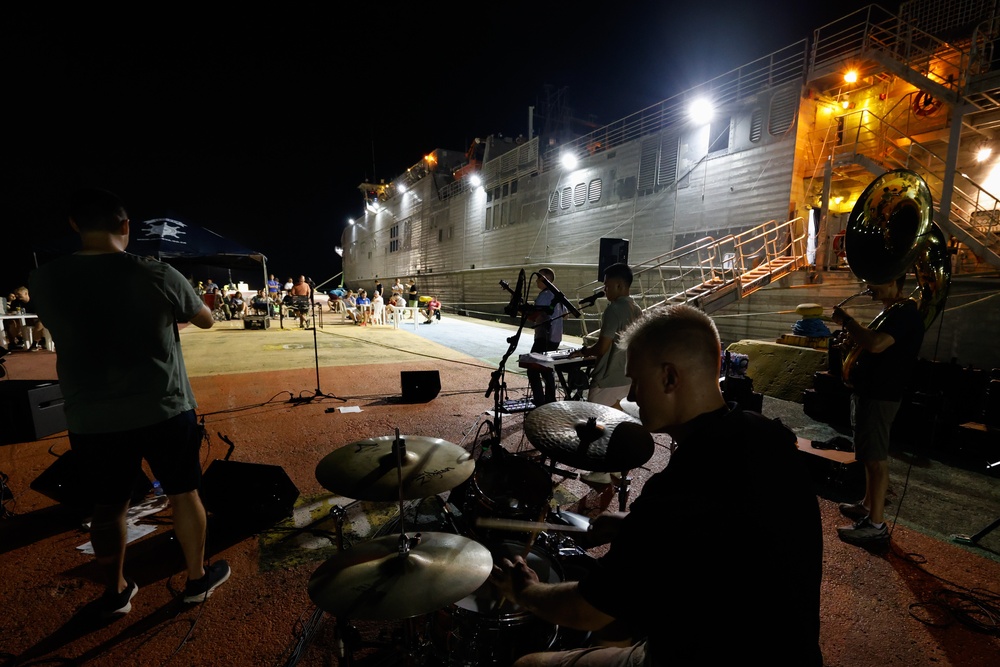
[430,540,562,666]
[465,456,553,536]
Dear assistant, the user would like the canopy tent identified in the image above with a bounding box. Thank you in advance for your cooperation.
[35,218,268,289]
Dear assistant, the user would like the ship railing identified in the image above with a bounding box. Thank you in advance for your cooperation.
[539,40,808,173]
[805,105,1000,266]
[572,219,807,341]
[810,5,966,99]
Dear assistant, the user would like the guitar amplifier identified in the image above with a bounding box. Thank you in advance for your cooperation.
[244,315,270,330]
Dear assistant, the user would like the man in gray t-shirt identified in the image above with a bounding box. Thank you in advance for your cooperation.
[568,263,641,409]
[30,188,230,620]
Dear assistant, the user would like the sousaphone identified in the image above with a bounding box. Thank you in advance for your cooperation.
[837,169,951,386]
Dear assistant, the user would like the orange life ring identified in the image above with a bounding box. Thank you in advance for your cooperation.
[912,91,942,117]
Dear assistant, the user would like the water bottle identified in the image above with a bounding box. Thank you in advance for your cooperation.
[152,480,164,497]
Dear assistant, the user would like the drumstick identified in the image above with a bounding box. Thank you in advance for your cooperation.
[475,517,589,534]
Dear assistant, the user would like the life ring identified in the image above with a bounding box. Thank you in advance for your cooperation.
[912,91,942,118]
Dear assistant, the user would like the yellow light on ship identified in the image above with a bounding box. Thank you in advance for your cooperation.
[469,174,482,188]
[560,152,579,170]
[977,145,993,163]
[425,154,437,166]
[844,70,858,84]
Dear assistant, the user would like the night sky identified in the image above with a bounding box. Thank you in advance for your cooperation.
[3,2,883,294]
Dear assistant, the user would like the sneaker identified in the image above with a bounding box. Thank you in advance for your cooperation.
[96,578,138,620]
[182,560,231,603]
[838,501,869,521]
[837,517,889,545]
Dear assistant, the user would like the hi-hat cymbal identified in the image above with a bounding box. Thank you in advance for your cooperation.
[316,435,474,500]
[524,401,654,472]
[308,532,493,620]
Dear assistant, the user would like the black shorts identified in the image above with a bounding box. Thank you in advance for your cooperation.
[69,409,204,505]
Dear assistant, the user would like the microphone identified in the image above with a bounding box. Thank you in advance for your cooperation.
[537,273,582,319]
[500,269,525,318]
[579,290,605,308]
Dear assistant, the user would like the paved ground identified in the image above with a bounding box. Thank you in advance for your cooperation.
[1,313,999,667]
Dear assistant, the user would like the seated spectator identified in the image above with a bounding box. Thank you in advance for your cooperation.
[422,296,442,324]
[203,279,220,294]
[354,289,371,326]
[251,289,271,316]
[387,292,409,319]
[343,290,359,322]
[3,286,46,350]
[230,291,247,318]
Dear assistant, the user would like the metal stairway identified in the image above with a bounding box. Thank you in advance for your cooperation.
[573,218,807,340]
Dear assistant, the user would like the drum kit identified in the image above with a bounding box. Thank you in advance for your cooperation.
[308,402,654,666]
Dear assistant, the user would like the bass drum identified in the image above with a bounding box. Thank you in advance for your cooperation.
[429,540,562,666]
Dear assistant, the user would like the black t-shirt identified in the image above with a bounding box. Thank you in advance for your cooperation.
[578,405,824,666]
[850,299,925,400]
[408,283,418,299]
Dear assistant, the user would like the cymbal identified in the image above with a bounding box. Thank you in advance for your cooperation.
[308,532,493,619]
[316,435,474,501]
[524,401,654,472]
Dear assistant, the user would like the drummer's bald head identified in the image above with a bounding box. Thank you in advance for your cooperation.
[621,305,722,377]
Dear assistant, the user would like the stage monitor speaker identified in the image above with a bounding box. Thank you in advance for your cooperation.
[30,449,152,507]
[0,380,67,444]
[244,315,270,330]
[401,370,441,403]
[598,238,630,281]
[200,460,299,521]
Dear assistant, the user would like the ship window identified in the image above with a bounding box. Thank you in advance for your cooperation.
[511,179,518,195]
[709,116,731,153]
[658,134,677,186]
[500,201,508,226]
[560,187,572,209]
[502,183,509,197]
[549,192,559,212]
[486,207,493,231]
[768,86,797,136]
[574,183,586,206]
[494,186,502,200]
[487,189,493,203]
[749,109,763,142]
[438,229,443,242]
[589,178,602,203]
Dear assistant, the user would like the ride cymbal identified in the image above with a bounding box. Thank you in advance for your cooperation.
[308,532,493,619]
[524,401,653,472]
[316,435,474,500]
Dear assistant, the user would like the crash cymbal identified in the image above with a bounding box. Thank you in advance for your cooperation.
[316,435,474,501]
[308,532,493,619]
[524,401,654,472]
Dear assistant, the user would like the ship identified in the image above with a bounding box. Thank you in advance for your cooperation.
[341,0,1000,374]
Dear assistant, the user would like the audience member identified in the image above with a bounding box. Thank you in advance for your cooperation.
[422,296,441,324]
[267,274,281,303]
[251,289,271,316]
[391,278,404,298]
[3,286,46,350]
[230,291,246,319]
[288,275,311,328]
[355,289,371,326]
[407,278,419,307]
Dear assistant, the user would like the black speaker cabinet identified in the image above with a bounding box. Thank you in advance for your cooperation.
[244,315,270,330]
[201,460,299,520]
[30,449,152,507]
[598,238,630,281]
[0,380,67,444]
[401,370,441,403]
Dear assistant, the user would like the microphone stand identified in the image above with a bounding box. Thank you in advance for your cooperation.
[296,284,346,404]
[484,277,533,456]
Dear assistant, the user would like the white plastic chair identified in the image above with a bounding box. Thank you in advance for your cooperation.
[370,301,386,326]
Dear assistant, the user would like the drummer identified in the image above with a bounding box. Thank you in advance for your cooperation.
[490,304,824,666]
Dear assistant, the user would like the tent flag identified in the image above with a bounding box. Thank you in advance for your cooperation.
[131,218,265,265]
